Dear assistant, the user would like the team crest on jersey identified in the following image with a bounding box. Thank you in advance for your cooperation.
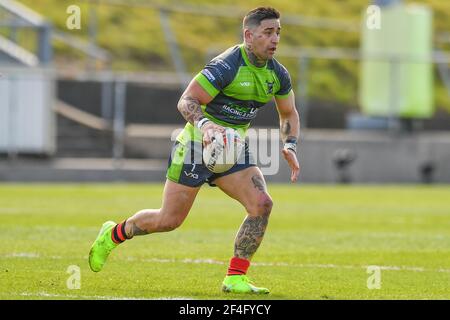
[266,80,274,94]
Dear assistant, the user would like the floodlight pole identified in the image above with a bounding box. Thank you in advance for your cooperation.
[37,23,52,64]
[101,72,114,122]
[113,79,127,169]
[159,9,191,90]
[388,56,401,132]
[298,55,310,128]
[7,75,18,161]
[88,0,99,70]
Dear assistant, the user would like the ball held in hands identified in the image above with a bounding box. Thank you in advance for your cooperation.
[203,128,244,173]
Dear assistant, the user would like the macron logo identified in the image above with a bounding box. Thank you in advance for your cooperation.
[203,70,216,82]
[240,82,251,87]
[216,59,231,70]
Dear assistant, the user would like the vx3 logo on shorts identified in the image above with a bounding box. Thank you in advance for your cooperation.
[184,171,199,179]
[184,164,199,179]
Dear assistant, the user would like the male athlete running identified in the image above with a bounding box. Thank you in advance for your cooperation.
[89,7,300,294]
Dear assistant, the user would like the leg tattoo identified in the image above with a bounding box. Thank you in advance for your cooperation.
[251,175,266,192]
[126,222,148,238]
[234,174,272,259]
[234,214,269,260]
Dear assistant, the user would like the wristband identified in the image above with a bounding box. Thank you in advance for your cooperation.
[284,142,297,154]
[196,117,211,130]
[284,137,297,154]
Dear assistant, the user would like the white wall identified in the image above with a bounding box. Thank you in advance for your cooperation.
[0,68,55,154]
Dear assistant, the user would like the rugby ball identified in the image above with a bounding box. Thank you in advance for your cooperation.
[203,128,244,173]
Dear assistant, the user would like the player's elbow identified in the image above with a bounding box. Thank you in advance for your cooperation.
[176,95,185,114]
[292,107,299,120]
[282,106,299,120]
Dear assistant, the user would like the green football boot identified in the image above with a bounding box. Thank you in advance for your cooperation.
[222,275,270,294]
[89,221,118,272]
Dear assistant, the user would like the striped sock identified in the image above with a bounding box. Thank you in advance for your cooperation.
[227,257,250,276]
[111,220,131,244]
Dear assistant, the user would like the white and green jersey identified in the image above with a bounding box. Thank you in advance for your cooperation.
[176,43,292,144]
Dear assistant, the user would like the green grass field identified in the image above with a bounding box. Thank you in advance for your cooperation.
[1,183,449,300]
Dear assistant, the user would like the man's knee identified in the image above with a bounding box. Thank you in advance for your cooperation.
[246,193,273,216]
[156,209,187,232]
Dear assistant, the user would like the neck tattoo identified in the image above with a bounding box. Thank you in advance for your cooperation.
[245,44,266,67]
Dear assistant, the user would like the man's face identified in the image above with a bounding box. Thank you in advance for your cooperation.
[245,18,281,60]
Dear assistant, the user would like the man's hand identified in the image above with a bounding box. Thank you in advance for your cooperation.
[201,121,226,147]
[282,148,300,183]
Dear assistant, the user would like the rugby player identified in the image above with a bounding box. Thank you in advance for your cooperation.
[89,6,300,294]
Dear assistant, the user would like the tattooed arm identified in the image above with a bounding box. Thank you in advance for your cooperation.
[177,79,225,145]
[275,91,301,182]
[276,91,300,144]
[177,79,212,126]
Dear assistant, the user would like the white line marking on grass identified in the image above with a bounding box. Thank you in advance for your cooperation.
[17,292,194,300]
[183,258,225,265]
[3,252,63,259]
[128,257,450,273]
[4,252,40,258]
[4,253,450,274]
[126,257,226,265]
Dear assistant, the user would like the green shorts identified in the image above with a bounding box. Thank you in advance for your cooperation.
[166,140,256,188]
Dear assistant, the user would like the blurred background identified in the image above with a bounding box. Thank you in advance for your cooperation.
[1,0,449,183]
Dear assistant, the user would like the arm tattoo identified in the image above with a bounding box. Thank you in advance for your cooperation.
[234,215,269,259]
[178,95,204,125]
[281,119,298,144]
[282,120,291,136]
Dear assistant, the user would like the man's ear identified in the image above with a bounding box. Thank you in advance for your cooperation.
[244,29,253,44]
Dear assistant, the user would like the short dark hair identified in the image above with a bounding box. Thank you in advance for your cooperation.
[243,7,280,29]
